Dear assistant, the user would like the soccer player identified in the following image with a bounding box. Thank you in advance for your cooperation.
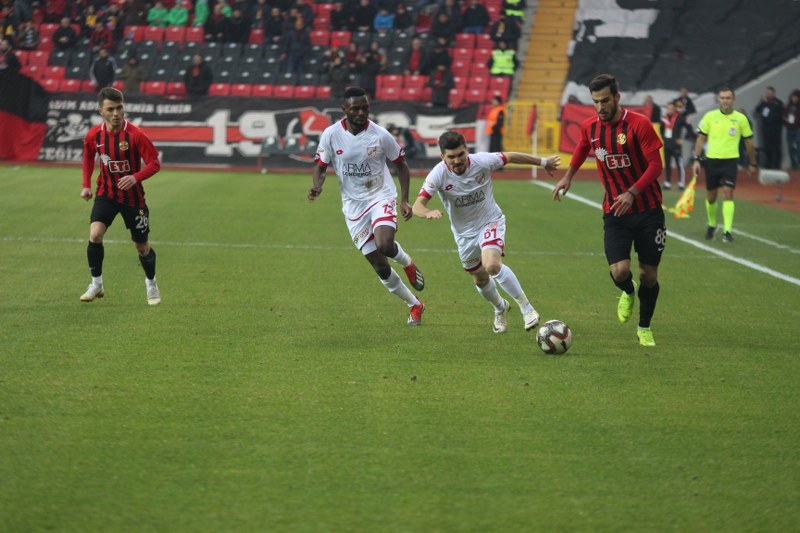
[692,87,757,243]
[308,87,426,325]
[551,74,665,347]
[80,87,162,305]
[412,130,560,333]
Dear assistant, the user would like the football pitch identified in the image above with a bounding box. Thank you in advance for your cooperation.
[1,165,799,531]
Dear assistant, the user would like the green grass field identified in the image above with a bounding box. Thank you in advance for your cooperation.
[2,165,799,532]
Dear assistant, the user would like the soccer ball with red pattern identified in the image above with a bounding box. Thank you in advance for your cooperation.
[535,320,573,355]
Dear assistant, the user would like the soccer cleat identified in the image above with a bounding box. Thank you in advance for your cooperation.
[493,299,510,334]
[523,308,540,331]
[704,226,717,241]
[146,280,161,306]
[617,281,637,324]
[407,299,425,326]
[663,181,671,190]
[637,327,656,347]
[80,284,104,302]
[403,262,425,291]
[722,231,734,243]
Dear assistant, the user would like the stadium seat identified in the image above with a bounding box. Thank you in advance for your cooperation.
[80,80,96,92]
[143,26,165,42]
[313,15,330,31]
[48,49,70,66]
[470,75,489,90]
[310,30,329,47]
[38,35,54,51]
[40,77,59,92]
[330,30,351,48]
[475,34,494,49]
[273,84,295,98]
[452,47,474,63]
[376,86,400,100]
[209,83,231,96]
[43,65,66,79]
[230,83,252,97]
[248,28,265,44]
[473,48,492,66]
[143,81,167,95]
[377,74,403,89]
[21,64,44,80]
[112,80,124,91]
[59,78,81,92]
[185,26,204,42]
[454,33,475,49]
[449,87,466,108]
[315,85,332,99]
[464,87,488,104]
[403,74,425,91]
[28,50,49,68]
[251,83,274,97]
[452,75,469,89]
[125,25,146,41]
[486,5,501,23]
[12,49,29,66]
[470,62,490,77]
[166,81,186,96]
[38,23,58,39]
[401,86,422,101]
[164,26,186,42]
[451,58,470,73]
[294,85,315,99]
[489,76,512,98]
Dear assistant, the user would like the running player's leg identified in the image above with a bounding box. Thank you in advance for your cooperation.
[81,198,115,301]
[632,209,666,346]
[460,238,507,333]
[373,199,424,290]
[719,160,737,241]
[604,213,637,323]
[122,203,160,304]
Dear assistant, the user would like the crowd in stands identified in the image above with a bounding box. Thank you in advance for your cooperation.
[0,0,528,107]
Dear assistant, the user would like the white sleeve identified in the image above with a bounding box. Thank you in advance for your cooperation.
[419,164,444,198]
[472,151,506,172]
[379,126,403,162]
[315,128,332,166]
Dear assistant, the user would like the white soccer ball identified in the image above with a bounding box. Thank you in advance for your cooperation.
[535,320,573,355]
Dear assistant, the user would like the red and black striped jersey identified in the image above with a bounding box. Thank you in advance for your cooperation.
[570,108,663,214]
[82,120,160,209]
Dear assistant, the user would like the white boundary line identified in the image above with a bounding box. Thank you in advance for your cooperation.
[530,180,800,287]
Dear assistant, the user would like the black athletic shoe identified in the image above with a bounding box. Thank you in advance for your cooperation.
[705,226,717,241]
[722,231,734,243]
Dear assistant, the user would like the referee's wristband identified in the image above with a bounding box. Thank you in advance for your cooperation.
[693,155,704,162]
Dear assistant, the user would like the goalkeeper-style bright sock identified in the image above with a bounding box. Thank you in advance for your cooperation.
[706,199,717,228]
[722,200,735,233]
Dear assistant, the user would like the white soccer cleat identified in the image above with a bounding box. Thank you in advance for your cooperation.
[80,284,104,302]
[523,308,540,331]
[493,299,510,334]
[146,280,161,306]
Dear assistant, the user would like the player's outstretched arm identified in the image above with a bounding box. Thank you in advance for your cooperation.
[412,196,442,219]
[309,165,326,203]
[552,167,576,201]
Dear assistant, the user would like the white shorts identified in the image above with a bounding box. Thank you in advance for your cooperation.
[455,216,506,272]
[345,197,398,255]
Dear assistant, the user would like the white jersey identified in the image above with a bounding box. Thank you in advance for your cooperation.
[419,152,507,239]
[315,119,404,217]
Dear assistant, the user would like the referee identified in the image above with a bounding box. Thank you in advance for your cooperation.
[692,87,757,243]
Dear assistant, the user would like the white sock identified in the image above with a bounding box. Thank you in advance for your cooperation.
[476,281,504,311]
[388,240,412,268]
[380,269,419,306]
[146,276,157,287]
[492,264,532,311]
[92,275,103,287]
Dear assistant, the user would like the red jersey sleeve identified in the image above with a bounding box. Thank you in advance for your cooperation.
[82,130,97,189]
[630,115,663,192]
[569,119,593,169]
[132,129,161,181]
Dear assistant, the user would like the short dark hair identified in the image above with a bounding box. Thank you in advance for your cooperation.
[98,87,123,107]
[438,130,466,152]
[718,86,735,97]
[343,86,367,100]
[588,74,619,95]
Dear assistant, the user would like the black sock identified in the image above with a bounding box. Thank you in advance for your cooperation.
[87,241,104,277]
[610,271,635,295]
[139,248,156,280]
[638,282,660,328]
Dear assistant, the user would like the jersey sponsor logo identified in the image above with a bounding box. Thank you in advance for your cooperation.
[617,133,627,145]
[100,153,131,173]
[343,162,372,177]
[336,149,343,155]
[353,227,370,246]
[604,153,631,169]
[119,141,129,151]
[454,189,486,208]
[444,184,454,191]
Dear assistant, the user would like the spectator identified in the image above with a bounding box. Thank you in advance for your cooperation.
[80,5,99,38]
[184,53,213,97]
[204,3,230,42]
[291,0,314,28]
[784,89,800,169]
[422,38,451,75]
[102,3,124,43]
[14,20,38,50]
[502,0,526,22]
[488,39,517,77]
[147,1,169,26]
[89,22,114,53]
[374,7,394,33]
[330,1,353,32]
[660,102,690,190]
[643,95,661,123]
[280,16,311,75]
[754,86,784,169]
[90,47,117,89]
[429,63,454,108]
[673,86,696,117]
[402,36,428,76]
[393,3,415,33]
[192,0,210,27]
[435,0,462,33]
[430,12,457,46]
[388,124,422,163]
[490,13,521,49]
[166,0,189,27]
[462,0,490,35]
[486,95,505,152]
[120,3,148,36]
[343,41,361,71]
[228,8,249,43]
[414,4,435,35]
[1,8,17,44]
[326,53,350,98]
[264,7,284,45]
[43,0,67,23]
[352,0,377,33]
[248,0,270,29]
[119,55,147,94]
[54,17,78,51]
[0,38,21,74]
[355,48,381,99]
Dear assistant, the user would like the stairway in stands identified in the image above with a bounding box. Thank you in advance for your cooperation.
[516,0,577,106]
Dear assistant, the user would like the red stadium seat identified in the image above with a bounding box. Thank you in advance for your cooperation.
[38,35,54,51]
[473,47,493,66]
[209,83,231,96]
[44,65,66,79]
[376,74,403,89]
[40,77,59,92]
[451,58,470,74]
[376,86,400,100]
[330,30,351,48]
[112,80,124,91]
[454,33,475,49]
[315,85,332,99]
[452,47,473,62]
[167,81,186,96]
[185,26,204,42]
[273,84,295,98]
[294,85,315,99]
[28,50,49,68]
[489,76,512,98]
[452,75,469,89]
[124,25,146,41]
[143,81,167,95]
[470,62,490,77]
[318,3,334,16]
[403,74,425,91]
[401,86,422,101]
[21,65,44,80]
[248,28,264,44]
[230,83,252,97]
[449,88,466,108]
[310,30,329,46]
[470,75,489,90]
[38,23,58,39]
[12,49,29,66]
[81,80,96,92]
[313,15,330,31]
[143,25,165,42]
[251,84,274,97]
[164,26,186,42]
[475,34,494,49]
[59,78,82,92]
[486,5,502,22]
[464,87,488,104]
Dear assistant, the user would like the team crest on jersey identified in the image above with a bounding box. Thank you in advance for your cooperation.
[119,141,129,151]
[367,146,378,157]
[617,133,627,145]
[476,172,486,184]
[729,128,737,135]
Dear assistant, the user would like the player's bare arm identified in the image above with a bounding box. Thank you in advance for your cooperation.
[552,167,576,201]
[80,187,93,201]
[117,175,138,191]
[395,157,413,220]
[743,138,758,177]
[610,187,637,217]
[505,152,561,176]
[308,165,326,202]
[412,195,442,219]
[692,132,707,175]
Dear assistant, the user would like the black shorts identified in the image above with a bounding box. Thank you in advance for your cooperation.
[603,208,666,266]
[703,158,738,190]
[90,196,150,243]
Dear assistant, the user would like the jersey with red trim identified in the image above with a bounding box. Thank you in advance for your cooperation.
[574,109,663,214]
[82,120,160,209]
[315,119,403,216]
[418,152,506,239]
